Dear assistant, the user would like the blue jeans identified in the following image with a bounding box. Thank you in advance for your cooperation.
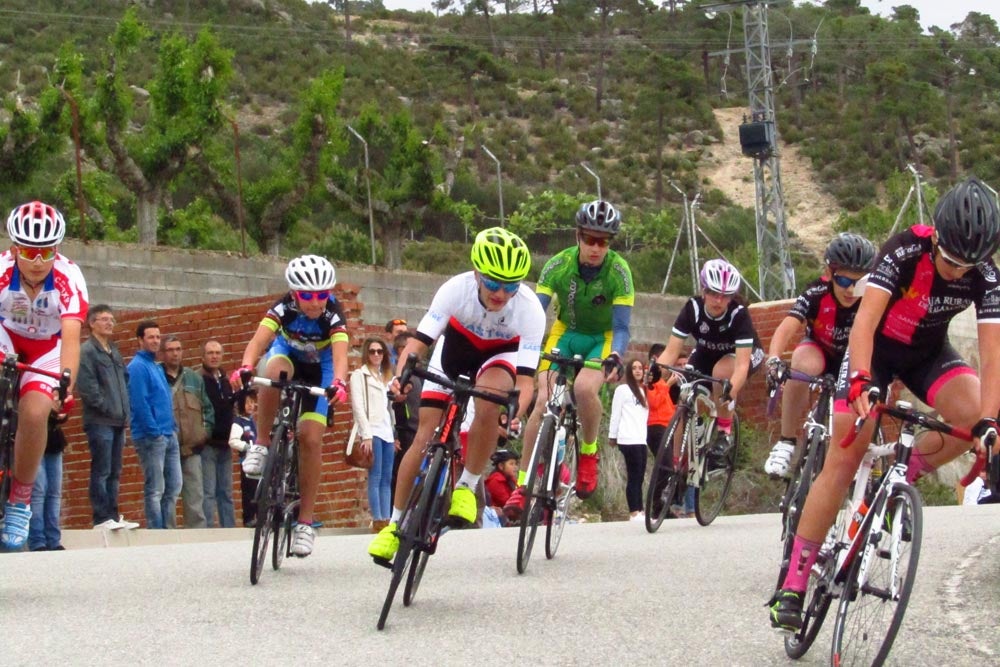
[202,446,235,528]
[134,434,182,529]
[367,436,395,521]
[84,423,125,525]
[28,452,62,550]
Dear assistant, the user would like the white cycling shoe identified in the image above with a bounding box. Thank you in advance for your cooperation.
[291,524,315,557]
[764,441,795,479]
[242,444,268,479]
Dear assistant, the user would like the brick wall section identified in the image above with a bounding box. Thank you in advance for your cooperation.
[60,283,390,530]
[58,290,800,530]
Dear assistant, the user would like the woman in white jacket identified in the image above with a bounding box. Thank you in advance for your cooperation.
[350,338,396,532]
[609,357,650,521]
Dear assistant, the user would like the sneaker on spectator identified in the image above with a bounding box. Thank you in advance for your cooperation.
[368,522,399,561]
[764,440,795,478]
[503,486,527,522]
[1,502,31,549]
[290,524,315,557]
[629,512,645,523]
[93,518,122,530]
[117,515,140,530]
[575,452,599,499]
[242,444,268,479]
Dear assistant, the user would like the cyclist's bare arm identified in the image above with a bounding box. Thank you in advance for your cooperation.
[332,336,349,384]
[846,287,890,417]
[232,324,277,389]
[767,315,802,361]
[59,317,83,393]
[729,346,752,400]
[976,321,1000,454]
[655,334,687,369]
[392,336,429,394]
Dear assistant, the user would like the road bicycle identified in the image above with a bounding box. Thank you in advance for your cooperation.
[644,363,738,532]
[516,349,602,574]
[238,370,334,586]
[787,392,979,665]
[375,354,518,630]
[0,355,70,527]
[765,364,837,647]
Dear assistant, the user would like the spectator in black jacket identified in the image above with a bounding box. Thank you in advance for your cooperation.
[201,339,236,527]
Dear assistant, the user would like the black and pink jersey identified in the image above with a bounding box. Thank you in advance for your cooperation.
[788,278,859,361]
[867,225,1000,346]
[672,296,762,355]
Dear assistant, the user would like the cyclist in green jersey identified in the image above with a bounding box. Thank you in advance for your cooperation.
[504,200,634,520]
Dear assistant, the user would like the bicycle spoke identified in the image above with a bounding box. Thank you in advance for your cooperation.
[645,410,685,533]
[546,415,577,559]
[517,417,553,574]
[695,414,739,526]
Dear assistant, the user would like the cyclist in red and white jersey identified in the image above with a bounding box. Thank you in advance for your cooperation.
[770,177,1000,632]
[0,201,88,550]
[368,227,545,562]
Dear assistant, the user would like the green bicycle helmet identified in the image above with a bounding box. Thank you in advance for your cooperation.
[470,227,531,282]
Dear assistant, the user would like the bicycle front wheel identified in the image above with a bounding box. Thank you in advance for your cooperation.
[644,410,686,533]
[250,445,279,585]
[405,451,452,606]
[546,415,577,559]
[830,483,923,666]
[695,413,739,526]
[517,416,554,574]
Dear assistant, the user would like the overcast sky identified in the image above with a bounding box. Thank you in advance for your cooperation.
[377,0,1000,33]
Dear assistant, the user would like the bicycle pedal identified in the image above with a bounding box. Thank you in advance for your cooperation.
[443,515,473,530]
[372,556,393,570]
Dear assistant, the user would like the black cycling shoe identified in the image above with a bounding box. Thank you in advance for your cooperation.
[708,432,733,470]
[768,589,804,632]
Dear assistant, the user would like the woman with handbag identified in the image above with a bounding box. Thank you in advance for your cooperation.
[349,338,397,532]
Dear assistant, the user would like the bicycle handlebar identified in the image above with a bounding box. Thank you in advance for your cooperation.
[237,368,335,400]
[1,355,71,401]
[540,349,603,373]
[648,361,732,400]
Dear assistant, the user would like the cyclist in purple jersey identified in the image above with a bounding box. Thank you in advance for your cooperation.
[770,176,1000,632]
[763,233,877,478]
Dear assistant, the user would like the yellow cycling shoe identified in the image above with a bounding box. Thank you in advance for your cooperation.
[447,485,477,525]
[368,522,399,561]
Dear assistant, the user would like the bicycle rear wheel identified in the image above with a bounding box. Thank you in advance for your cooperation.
[775,429,825,592]
[0,380,16,522]
[250,444,280,585]
[517,416,554,574]
[546,415,577,559]
[830,483,922,666]
[695,413,739,526]
[644,410,686,533]
[404,453,451,606]
[377,447,443,630]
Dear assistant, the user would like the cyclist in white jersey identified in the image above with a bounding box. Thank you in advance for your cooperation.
[368,227,545,562]
[0,202,88,550]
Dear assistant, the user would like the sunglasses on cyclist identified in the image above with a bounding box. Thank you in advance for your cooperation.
[831,274,860,289]
[578,233,611,248]
[480,276,520,294]
[296,290,330,301]
[937,245,977,270]
[14,245,57,263]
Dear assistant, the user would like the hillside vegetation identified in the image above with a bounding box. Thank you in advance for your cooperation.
[1,0,998,296]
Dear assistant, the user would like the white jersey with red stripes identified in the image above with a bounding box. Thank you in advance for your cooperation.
[0,251,89,339]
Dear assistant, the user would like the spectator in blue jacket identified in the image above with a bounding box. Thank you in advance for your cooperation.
[127,320,181,529]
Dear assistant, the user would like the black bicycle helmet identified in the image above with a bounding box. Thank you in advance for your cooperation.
[490,449,518,466]
[824,233,878,272]
[934,176,1000,264]
[575,200,621,235]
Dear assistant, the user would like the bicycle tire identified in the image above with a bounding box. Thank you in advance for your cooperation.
[377,446,442,630]
[784,560,834,659]
[250,443,279,585]
[404,450,452,606]
[273,508,292,571]
[546,413,578,559]
[271,429,292,571]
[695,413,739,526]
[644,409,686,533]
[830,483,922,667]
[775,429,825,592]
[0,376,16,522]
[517,415,554,574]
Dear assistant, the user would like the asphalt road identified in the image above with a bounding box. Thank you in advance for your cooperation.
[2,506,998,666]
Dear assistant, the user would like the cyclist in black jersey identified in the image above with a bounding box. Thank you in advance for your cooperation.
[770,176,1000,633]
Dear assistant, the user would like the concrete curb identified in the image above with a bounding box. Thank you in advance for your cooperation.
[59,526,370,550]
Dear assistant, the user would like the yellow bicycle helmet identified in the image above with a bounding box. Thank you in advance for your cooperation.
[470,227,531,282]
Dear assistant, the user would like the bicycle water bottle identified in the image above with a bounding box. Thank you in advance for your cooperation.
[848,501,869,540]
[555,425,567,465]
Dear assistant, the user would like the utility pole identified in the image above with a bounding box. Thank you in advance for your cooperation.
[706,0,805,300]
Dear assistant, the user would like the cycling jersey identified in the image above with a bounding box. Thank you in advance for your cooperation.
[414,272,545,405]
[867,225,1000,346]
[261,292,349,363]
[536,247,634,343]
[0,252,88,339]
[788,277,859,362]
[672,297,764,375]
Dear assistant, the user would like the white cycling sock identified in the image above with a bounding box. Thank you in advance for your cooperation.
[457,470,481,489]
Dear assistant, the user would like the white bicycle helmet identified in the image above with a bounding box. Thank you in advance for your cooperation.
[285,254,336,291]
[700,258,742,295]
[7,201,66,247]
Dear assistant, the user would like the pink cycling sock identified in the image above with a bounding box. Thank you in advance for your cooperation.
[781,535,821,593]
[716,417,733,434]
[905,449,934,484]
[9,477,33,505]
